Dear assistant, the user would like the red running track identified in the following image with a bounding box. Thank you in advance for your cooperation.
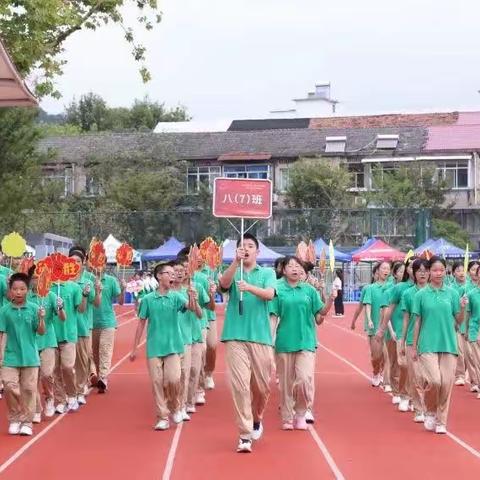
[0,304,479,479]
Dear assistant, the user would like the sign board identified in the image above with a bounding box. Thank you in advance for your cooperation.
[213,178,272,219]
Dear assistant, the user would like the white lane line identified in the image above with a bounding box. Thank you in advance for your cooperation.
[162,423,184,480]
[319,343,480,462]
[0,340,146,475]
[308,427,346,480]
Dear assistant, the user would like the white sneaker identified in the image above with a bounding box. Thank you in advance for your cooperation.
[470,385,479,393]
[477,393,480,400]
[371,374,381,387]
[55,404,66,414]
[454,378,465,386]
[424,415,436,432]
[237,438,252,453]
[435,424,447,434]
[44,399,55,417]
[205,376,215,390]
[392,395,401,405]
[182,409,191,421]
[32,413,42,424]
[67,397,79,412]
[8,422,21,435]
[251,422,263,441]
[172,411,183,424]
[77,394,87,406]
[154,419,170,430]
[413,413,425,423]
[195,392,206,405]
[186,405,196,414]
[398,399,410,412]
[305,410,315,424]
[383,384,392,393]
[20,424,33,436]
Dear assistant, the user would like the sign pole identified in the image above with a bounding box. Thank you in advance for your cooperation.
[239,217,244,315]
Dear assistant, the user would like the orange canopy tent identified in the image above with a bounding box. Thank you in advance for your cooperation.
[0,38,37,107]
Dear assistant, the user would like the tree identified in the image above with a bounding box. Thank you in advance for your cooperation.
[65,93,109,132]
[285,158,353,241]
[432,218,473,250]
[0,1,161,98]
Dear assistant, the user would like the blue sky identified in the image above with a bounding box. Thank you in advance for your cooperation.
[40,0,480,121]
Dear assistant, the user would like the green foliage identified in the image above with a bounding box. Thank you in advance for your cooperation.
[432,218,473,250]
[0,0,161,98]
[37,123,82,136]
[363,163,447,211]
[63,93,190,132]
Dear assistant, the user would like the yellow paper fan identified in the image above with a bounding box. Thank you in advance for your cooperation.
[1,232,27,258]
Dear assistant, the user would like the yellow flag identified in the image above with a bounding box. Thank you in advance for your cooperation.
[404,249,414,263]
[464,244,469,274]
[329,240,335,273]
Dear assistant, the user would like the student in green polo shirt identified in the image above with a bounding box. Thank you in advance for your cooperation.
[28,266,65,422]
[411,256,467,434]
[465,264,480,398]
[364,261,391,388]
[92,270,126,394]
[350,264,380,330]
[379,260,414,411]
[70,249,101,406]
[0,273,46,436]
[399,258,430,423]
[130,262,201,431]
[451,262,467,386]
[219,233,276,454]
[270,256,335,431]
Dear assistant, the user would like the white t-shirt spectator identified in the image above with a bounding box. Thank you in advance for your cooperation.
[333,277,342,291]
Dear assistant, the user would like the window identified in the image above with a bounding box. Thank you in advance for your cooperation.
[325,136,346,153]
[436,161,469,189]
[42,165,74,197]
[376,134,399,150]
[187,166,221,194]
[348,164,365,189]
[85,175,101,196]
[223,164,270,180]
[279,168,290,192]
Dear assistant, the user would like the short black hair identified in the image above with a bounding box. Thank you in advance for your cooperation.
[467,260,480,271]
[429,256,447,269]
[237,233,259,249]
[412,258,430,283]
[282,256,307,275]
[177,246,191,258]
[153,262,171,280]
[452,261,463,273]
[9,272,30,289]
[69,246,87,261]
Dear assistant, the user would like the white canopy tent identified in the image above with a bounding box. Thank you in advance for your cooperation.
[103,234,142,265]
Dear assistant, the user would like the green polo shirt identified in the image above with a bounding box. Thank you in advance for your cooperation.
[28,290,58,351]
[467,286,480,342]
[400,284,425,346]
[193,270,212,329]
[0,301,40,367]
[221,265,276,345]
[411,284,460,355]
[0,265,13,277]
[76,272,96,336]
[93,274,121,329]
[270,278,323,353]
[178,283,209,345]
[200,266,218,322]
[387,280,414,339]
[139,290,187,358]
[362,282,389,336]
[53,281,83,343]
[0,275,8,307]
[451,280,468,334]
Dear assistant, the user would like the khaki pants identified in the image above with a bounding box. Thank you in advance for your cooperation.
[419,352,457,426]
[205,320,217,376]
[405,346,425,414]
[396,340,409,399]
[187,342,203,407]
[36,348,55,413]
[225,341,272,439]
[455,333,466,381]
[0,333,6,388]
[368,336,385,376]
[386,340,400,394]
[2,366,38,426]
[75,336,92,395]
[147,355,182,421]
[54,342,77,404]
[276,351,315,422]
[465,341,480,387]
[180,345,192,409]
[197,329,208,394]
[92,328,115,383]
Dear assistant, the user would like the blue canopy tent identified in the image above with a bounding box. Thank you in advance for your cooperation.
[430,238,466,259]
[222,239,281,264]
[349,237,379,257]
[141,237,185,262]
[413,238,437,255]
[313,238,352,262]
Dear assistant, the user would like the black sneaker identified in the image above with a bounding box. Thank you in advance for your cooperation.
[237,438,252,453]
[97,379,107,394]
